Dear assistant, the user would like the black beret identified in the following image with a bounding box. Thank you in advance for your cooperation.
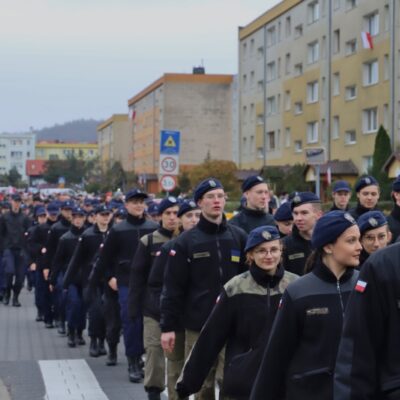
[193,178,223,203]
[291,192,321,210]
[244,225,281,253]
[241,175,265,192]
[354,176,379,192]
[358,211,387,235]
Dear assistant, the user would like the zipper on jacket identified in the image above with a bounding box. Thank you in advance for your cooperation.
[336,280,345,317]
[267,285,271,310]
[215,234,223,280]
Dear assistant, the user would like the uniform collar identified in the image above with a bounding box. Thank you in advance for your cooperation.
[127,213,146,225]
[158,226,175,238]
[197,213,227,234]
[242,206,267,217]
[391,203,400,219]
[312,258,355,283]
[250,262,284,288]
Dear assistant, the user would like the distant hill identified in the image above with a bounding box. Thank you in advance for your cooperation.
[35,119,103,143]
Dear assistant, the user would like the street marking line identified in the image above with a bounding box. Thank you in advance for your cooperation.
[39,359,109,400]
[0,379,11,400]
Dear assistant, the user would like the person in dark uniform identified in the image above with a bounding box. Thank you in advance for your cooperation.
[274,201,293,238]
[330,180,351,211]
[91,188,158,382]
[357,210,391,268]
[44,200,74,334]
[334,243,400,400]
[250,211,361,400]
[349,175,380,220]
[128,196,180,400]
[229,175,275,233]
[387,175,400,243]
[157,199,200,400]
[176,225,298,400]
[0,193,31,307]
[49,207,86,342]
[282,192,322,276]
[160,178,248,400]
[63,204,112,350]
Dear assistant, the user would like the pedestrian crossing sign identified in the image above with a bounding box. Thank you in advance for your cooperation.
[160,130,180,154]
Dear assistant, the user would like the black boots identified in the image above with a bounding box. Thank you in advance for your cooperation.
[35,312,44,322]
[67,330,76,347]
[147,387,161,400]
[57,320,66,335]
[89,337,99,357]
[128,356,143,383]
[106,343,117,366]
[3,289,10,305]
[12,294,21,307]
[98,338,107,356]
[76,330,86,346]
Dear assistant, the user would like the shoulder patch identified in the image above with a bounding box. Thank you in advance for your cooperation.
[355,280,367,293]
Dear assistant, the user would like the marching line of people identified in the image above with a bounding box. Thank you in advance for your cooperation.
[1,172,400,399]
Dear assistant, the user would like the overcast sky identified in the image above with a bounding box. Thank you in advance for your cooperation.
[1,0,280,133]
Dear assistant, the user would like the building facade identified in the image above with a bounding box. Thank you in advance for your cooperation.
[127,73,234,192]
[239,0,398,175]
[0,133,36,181]
[35,141,98,161]
[97,114,132,172]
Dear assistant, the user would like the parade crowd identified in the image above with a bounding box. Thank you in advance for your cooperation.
[1,174,400,400]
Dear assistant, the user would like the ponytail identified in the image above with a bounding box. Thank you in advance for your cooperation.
[304,249,324,274]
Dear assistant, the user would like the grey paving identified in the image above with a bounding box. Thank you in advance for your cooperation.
[0,288,155,400]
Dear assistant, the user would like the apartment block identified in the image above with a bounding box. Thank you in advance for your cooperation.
[239,0,398,176]
[35,141,98,161]
[97,114,132,172]
[127,72,234,192]
[0,133,36,181]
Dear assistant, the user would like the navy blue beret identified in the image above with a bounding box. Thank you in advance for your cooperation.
[61,200,74,209]
[244,225,281,253]
[241,175,265,192]
[332,180,351,193]
[35,206,46,217]
[115,207,127,218]
[125,188,148,201]
[178,199,199,217]
[291,192,321,210]
[158,196,179,215]
[47,202,59,215]
[11,193,22,201]
[72,206,86,216]
[312,211,357,249]
[358,211,387,235]
[392,176,400,192]
[274,202,293,221]
[147,202,159,216]
[355,175,379,192]
[193,178,224,203]
[94,204,111,214]
[83,198,93,206]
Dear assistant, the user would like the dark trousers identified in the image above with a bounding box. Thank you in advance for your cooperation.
[3,248,26,295]
[118,285,144,358]
[87,289,106,338]
[66,284,86,331]
[54,273,67,322]
[103,286,121,346]
[35,269,47,314]
[0,253,5,292]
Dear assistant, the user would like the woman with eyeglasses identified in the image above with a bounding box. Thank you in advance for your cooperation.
[250,211,362,400]
[175,225,298,400]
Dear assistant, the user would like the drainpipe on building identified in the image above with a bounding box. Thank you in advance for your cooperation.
[263,25,268,171]
[326,0,332,162]
[390,0,396,150]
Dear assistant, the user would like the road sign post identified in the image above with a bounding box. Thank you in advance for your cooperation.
[159,130,180,192]
[305,147,326,198]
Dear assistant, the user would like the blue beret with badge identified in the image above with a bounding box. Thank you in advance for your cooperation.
[47,202,60,215]
[311,210,357,249]
[241,175,265,192]
[332,180,351,193]
[61,200,74,209]
[35,206,46,217]
[193,178,223,203]
[244,225,281,253]
[177,199,199,217]
[147,202,159,216]
[158,196,178,215]
[290,191,321,210]
[125,188,148,201]
[354,175,379,192]
[94,204,111,214]
[72,206,86,216]
[274,202,293,221]
[357,210,387,235]
[392,175,400,192]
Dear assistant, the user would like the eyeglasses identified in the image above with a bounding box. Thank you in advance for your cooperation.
[363,233,388,243]
[253,247,281,256]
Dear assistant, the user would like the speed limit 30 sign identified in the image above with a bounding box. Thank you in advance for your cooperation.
[159,154,179,175]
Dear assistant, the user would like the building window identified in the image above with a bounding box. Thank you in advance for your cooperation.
[308,0,320,24]
[266,61,277,81]
[333,73,340,95]
[285,53,291,75]
[307,81,319,103]
[362,155,373,173]
[363,108,378,133]
[383,104,389,128]
[250,71,255,87]
[333,29,340,54]
[294,63,303,76]
[308,40,319,64]
[257,147,264,159]
[332,116,340,139]
[294,24,303,38]
[363,60,379,86]
[242,74,247,89]
[257,80,264,92]
[242,105,247,123]
[307,121,319,143]
[267,131,276,151]
[250,39,255,55]
[257,46,264,59]
[285,127,291,147]
[242,42,247,57]
[294,101,303,115]
[285,91,291,110]
[364,12,379,36]
[384,4,390,31]
[384,54,389,80]
[267,26,277,47]
[250,103,255,122]
[345,130,356,144]
[286,16,291,37]
[267,96,277,115]
[345,85,357,100]
[345,0,356,10]
[345,39,357,55]
[294,140,303,153]
[257,113,264,125]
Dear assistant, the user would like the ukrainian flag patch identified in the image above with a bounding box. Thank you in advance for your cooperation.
[231,249,241,263]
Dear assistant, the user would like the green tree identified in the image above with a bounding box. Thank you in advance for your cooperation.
[178,171,191,194]
[7,167,22,187]
[371,125,392,200]
[262,164,310,194]
[43,154,86,185]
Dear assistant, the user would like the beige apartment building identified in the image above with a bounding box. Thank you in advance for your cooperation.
[239,0,398,176]
[127,72,234,192]
[97,114,132,172]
